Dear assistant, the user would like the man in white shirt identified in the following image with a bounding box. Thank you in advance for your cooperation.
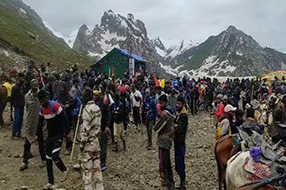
[130,85,143,129]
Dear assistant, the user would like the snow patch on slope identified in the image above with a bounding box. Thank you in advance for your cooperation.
[155,47,167,57]
[178,55,237,77]
[65,29,79,48]
[97,30,126,54]
[159,62,178,76]
[165,40,193,59]
[20,8,26,14]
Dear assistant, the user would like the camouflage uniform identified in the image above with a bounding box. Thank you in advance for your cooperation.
[80,100,103,190]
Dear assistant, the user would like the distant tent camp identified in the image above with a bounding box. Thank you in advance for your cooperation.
[92,48,148,79]
[261,70,286,80]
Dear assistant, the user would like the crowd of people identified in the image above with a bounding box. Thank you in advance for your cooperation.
[1,60,286,190]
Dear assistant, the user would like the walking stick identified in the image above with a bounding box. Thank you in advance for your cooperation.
[69,105,83,163]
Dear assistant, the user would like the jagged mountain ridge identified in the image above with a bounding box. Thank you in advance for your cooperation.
[165,26,286,77]
[73,10,161,62]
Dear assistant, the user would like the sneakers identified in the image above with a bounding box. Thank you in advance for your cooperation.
[101,163,106,171]
[73,163,81,171]
[19,163,28,171]
[60,169,69,182]
[11,136,19,140]
[43,183,55,190]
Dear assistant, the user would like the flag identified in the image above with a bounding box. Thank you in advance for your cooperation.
[153,73,159,87]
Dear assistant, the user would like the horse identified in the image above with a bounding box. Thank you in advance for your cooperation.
[226,151,285,190]
[214,135,234,190]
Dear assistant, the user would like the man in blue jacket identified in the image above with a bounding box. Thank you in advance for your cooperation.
[143,88,158,150]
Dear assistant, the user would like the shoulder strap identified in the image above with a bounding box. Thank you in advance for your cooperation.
[50,101,56,114]
[40,106,44,115]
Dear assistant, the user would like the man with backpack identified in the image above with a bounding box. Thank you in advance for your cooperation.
[216,104,237,139]
[112,94,126,152]
[36,90,69,190]
[143,88,158,150]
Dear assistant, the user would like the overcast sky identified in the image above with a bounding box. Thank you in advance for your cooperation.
[23,0,286,52]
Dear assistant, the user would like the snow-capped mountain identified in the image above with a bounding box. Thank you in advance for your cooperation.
[165,40,193,61]
[151,37,167,57]
[161,26,286,77]
[73,10,162,62]
[42,21,78,48]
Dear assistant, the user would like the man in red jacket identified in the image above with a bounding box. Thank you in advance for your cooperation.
[214,95,228,124]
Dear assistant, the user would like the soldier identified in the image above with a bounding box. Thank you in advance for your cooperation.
[80,88,103,190]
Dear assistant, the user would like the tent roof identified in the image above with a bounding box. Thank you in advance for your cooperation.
[93,48,148,66]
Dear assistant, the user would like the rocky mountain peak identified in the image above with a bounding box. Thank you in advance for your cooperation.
[127,13,135,21]
[151,37,166,51]
[73,10,162,63]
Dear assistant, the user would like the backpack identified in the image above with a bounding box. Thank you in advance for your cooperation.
[40,100,57,115]
[71,96,82,117]
[215,116,231,140]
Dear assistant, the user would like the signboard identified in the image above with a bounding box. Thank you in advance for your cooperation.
[129,58,135,79]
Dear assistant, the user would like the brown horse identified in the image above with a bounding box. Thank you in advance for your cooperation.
[214,135,234,190]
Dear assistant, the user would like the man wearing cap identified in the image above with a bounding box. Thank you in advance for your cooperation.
[214,95,228,124]
[143,88,158,150]
[20,79,46,171]
[174,95,188,190]
[154,94,175,190]
[11,73,25,139]
[216,104,237,139]
[80,88,103,190]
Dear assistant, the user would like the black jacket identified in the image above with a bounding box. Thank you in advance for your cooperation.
[96,97,111,131]
[174,108,188,144]
[11,83,25,109]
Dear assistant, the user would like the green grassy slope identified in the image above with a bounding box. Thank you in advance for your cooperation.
[0,0,93,70]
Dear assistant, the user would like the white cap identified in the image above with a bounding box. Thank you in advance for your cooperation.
[224,104,237,113]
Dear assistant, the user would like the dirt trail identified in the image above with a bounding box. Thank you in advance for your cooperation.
[0,108,218,190]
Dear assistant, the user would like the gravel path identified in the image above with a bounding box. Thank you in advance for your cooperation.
[0,109,218,190]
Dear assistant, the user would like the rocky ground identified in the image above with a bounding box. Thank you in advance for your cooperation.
[0,106,218,190]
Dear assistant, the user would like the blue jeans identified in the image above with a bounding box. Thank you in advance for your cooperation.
[12,108,24,136]
[174,143,186,179]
